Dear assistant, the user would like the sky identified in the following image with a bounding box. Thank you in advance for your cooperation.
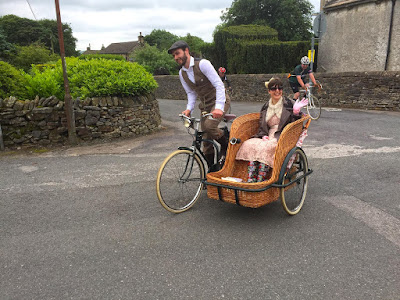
[0,0,321,52]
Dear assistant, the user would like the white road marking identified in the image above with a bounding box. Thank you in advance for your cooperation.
[369,135,394,141]
[304,144,400,159]
[322,107,342,112]
[18,166,39,173]
[324,196,400,249]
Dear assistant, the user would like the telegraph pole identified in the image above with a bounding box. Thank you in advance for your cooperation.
[55,0,77,144]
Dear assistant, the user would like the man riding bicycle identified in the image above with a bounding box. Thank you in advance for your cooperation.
[288,56,318,101]
[168,41,230,168]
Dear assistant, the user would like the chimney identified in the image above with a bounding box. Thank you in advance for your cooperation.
[138,32,144,45]
[87,43,91,51]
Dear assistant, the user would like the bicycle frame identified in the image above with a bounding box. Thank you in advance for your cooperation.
[178,114,224,170]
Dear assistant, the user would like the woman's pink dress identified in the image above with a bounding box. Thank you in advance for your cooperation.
[235,115,280,167]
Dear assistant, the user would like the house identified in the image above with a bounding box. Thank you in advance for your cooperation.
[99,33,144,61]
[317,0,399,72]
[82,44,103,55]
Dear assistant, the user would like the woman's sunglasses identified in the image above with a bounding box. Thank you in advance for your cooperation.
[269,86,283,91]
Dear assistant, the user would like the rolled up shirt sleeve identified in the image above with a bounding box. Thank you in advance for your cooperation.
[199,60,226,111]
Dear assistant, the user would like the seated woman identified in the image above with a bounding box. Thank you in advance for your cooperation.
[236,77,307,182]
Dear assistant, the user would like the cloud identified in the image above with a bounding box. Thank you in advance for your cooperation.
[0,0,320,51]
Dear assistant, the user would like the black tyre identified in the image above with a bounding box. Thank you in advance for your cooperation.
[156,150,205,213]
[280,148,309,215]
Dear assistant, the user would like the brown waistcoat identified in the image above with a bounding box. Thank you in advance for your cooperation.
[181,60,217,112]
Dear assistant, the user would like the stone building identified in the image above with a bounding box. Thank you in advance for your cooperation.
[317,0,399,72]
[99,33,145,61]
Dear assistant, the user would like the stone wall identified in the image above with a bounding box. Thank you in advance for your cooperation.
[154,71,400,111]
[0,93,161,148]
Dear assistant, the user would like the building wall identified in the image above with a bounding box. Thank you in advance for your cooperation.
[318,0,399,72]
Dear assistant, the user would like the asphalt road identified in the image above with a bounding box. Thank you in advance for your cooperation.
[1,99,399,299]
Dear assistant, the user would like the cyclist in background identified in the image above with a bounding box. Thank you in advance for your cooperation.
[288,56,318,101]
[218,67,232,93]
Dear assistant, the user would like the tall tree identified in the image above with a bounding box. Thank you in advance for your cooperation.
[0,28,16,60]
[220,0,314,41]
[0,14,78,56]
[144,29,179,50]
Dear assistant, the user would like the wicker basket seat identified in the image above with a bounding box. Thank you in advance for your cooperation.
[206,113,311,208]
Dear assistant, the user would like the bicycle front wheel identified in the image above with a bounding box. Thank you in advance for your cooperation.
[307,95,321,120]
[156,150,205,213]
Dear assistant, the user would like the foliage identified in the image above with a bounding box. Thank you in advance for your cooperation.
[144,29,179,50]
[225,39,318,74]
[10,43,59,72]
[180,33,206,57]
[220,0,314,41]
[0,61,28,99]
[78,54,126,61]
[0,28,16,60]
[0,14,78,56]
[132,44,178,75]
[210,24,278,68]
[24,58,158,99]
[25,64,63,100]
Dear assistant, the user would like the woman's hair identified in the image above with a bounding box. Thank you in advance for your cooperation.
[267,77,283,89]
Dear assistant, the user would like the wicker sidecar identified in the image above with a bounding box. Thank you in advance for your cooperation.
[206,113,312,215]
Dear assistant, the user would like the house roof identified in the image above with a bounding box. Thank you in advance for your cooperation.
[82,49,100,55]
[324,0,373,11]
[99,41,141,55]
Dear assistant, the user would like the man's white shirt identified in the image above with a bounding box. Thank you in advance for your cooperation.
[179,56,226,112]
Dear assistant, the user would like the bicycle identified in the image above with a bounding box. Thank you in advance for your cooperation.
[156,112,236,213]
[299,80,323,120]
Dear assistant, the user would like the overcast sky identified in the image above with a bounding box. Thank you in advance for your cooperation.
[0,0,321,51]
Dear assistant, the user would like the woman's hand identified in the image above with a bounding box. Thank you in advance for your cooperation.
[262,136,269,141]
[293,98,308,115]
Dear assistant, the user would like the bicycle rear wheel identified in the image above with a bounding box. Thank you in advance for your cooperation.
[156,149,205,213]
[280,148,309,215]
[307,95,321,120]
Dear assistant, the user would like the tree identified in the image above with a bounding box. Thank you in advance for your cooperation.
[144,29,179,50]
[220,0,314,41]
[180,33,206,57]
[0,15,78,56]
[10,43,59,72]
[132,44,178,75]
[0,28,16,60]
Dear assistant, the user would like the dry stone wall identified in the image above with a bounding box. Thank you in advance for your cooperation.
[0,93,161,148]
[154,71,400,111]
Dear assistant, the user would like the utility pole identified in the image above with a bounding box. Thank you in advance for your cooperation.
[55,0,77,144]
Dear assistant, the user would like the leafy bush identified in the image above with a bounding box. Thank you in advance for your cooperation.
[25,57,158,99]
[78,54,126,61]
[25,64,63,99]
[0,61,28,99]
[132,44,178,75]
[10,43,59,72]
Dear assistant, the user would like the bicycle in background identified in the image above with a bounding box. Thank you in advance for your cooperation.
[299,80,323,120]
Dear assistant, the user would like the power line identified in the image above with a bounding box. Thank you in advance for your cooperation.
[26,0,37,20]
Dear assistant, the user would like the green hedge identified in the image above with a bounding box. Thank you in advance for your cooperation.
[24,58,158,100]
[0,61,28,99]
[211,25,279,69]
[226,40,318,74]
[78,54,126,61]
